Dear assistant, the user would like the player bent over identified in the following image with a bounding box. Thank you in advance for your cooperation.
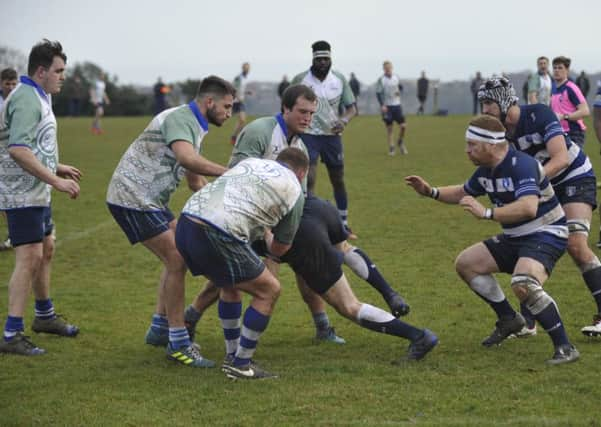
[176,148,308,379]
[406,115,579,365]
[106,76,234,367]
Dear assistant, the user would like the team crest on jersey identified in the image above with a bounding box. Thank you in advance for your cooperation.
[477,177,494,192]
[496,177,514,192]
[566,186,576,197]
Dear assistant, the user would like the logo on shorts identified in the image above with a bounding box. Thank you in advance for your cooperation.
[566,186,576,197]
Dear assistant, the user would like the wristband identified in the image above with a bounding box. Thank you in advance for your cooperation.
[430,187,440,200]
[563,114,569,120]
[484,208,494,220]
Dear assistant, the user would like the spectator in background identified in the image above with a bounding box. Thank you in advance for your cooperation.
[349,73,360,114]
[90,72,110,135]
[376,61,407,155]
[153,77,170,115]
[550,56,590,148]
[528,56,552,105]
[68,75,84,117]
[0,68,18,111]
[277,75,290,99]
[576,71,591,98]
[231,62,252,145]
[522,74,531,105]
[470,72,483,114]
[417,71,429,115]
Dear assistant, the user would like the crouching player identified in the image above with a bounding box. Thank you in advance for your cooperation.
[406,115,579,365]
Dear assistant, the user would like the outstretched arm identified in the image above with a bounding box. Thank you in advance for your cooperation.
[404,175,466,204]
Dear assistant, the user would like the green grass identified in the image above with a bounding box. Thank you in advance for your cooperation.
[1,114,601,426]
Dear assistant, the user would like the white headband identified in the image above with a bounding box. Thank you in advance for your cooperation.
[465,125,506,144]
[313,50,331,58]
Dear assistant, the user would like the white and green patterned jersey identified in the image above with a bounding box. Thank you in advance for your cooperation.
[291,69,355,135]
[107,102,208,211]
[0,77,58,209]
[376,74,402,106]
[182,157,304,245]
[228,114,308,192]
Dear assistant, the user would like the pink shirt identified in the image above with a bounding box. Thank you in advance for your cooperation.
[550,80,587,132]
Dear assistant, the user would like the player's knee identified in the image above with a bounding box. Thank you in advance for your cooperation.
[454,250,473,279]
[510,274,551,314]
[42,239,55,263]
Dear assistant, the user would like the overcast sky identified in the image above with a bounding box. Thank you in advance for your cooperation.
[2,0,599,85]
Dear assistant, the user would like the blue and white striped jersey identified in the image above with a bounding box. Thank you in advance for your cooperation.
[464,147,567,239]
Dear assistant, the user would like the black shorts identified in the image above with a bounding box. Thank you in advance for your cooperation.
[233,102,246,114]
[382,105,405,125]
[281,196,348,294]
[301,133,344,168]
[483,232,567,276]
[554,176,597,210]
[5,206,53,246]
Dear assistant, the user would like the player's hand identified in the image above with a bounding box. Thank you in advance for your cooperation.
[404,175,431,196]
[53,178,80,199]
[57,164,82,182]
[331,120,346,134]
[381,105,388,114]
[459,196,486,219]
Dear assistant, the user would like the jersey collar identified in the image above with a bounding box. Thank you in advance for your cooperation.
[20,76,49,104]
[188,101,209,132]
[275,113,288,139]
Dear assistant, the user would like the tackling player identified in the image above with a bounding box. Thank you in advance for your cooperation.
[406,115,579,365]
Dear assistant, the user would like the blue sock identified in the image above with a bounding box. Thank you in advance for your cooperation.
[150,314,168,335]
[583,267,601,313]
[534,302,569,347]
[358,304,422,341]
[168,327,191,350]
[334,191,348,223]
[233,306,270,367]
[519,303,536,328]
[219,300,242,357]
[4,316,24,341]
[312,312,330,334]
[35,298,55,320]
[345,248,396,300]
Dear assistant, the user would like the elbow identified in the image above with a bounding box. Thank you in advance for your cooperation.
[524,205,538,220]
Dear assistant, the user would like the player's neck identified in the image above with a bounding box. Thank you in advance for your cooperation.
[504,106,520,130]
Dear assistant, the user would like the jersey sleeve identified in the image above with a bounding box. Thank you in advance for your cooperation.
[340,75,356,107]
[7,98,41,148]
[291,72,305,85]
[228,124,270,167]
[512,157,541,198]
[160,111,197,147]
[535,105,564,143]
[272,194,305,245]
[567,85,586,106]
[463,169,486,196]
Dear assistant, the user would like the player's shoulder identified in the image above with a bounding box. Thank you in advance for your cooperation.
[330,69,348,84]
[292,70,310,84]
[242,116,277,136]
[520,103,555,123]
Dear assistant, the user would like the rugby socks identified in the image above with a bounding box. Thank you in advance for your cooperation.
[312,312,331,334]
[219,300,242,357]
[343,248,396,300]
[184,305,203,328]
[468,275,516,320]
[150,313,169,335]
[357,304,422,341]
[233,306,270,367]
[3,316,24,341]
[34,298,55,320]
[334,193,348,225]
[519,303,537,329]
[583,266,601,313]
[168,327,191,350]
[532,298,569,348]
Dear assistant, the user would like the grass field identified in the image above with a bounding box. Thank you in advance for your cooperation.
[1,113,601,426]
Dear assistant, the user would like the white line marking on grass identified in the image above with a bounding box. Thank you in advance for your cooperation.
[54,220,114,248]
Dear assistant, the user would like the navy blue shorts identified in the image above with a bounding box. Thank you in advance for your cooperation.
[5,207,53,246]
[233,102,246,114]
[280,196,347,294]
[554,176,597,210]
[175,215,265,287]
[382,105,405,125]
[483,232,567,275]
[300,133,344,168]
[107,203,174,244]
